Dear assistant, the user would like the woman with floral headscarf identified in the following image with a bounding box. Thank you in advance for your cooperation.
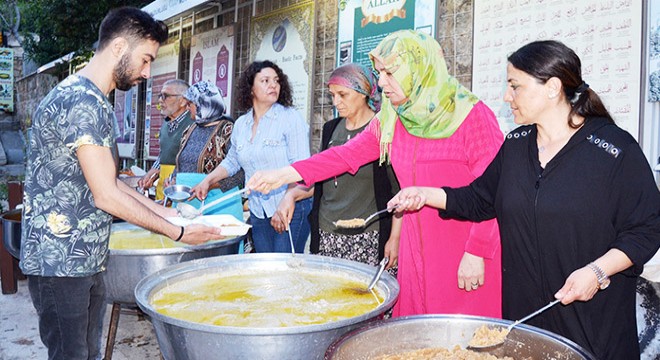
[248,31,504,317]
[171,80,244,219]
[275,63,400,271]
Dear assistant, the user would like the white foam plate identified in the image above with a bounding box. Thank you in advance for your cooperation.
[130,165,147,176]
[167,215,251,236]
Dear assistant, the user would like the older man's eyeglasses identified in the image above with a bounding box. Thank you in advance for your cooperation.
[158,93,182,100]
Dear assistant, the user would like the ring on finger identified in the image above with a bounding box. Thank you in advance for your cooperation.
[471,283,478,289]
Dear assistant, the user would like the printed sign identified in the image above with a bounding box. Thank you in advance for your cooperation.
[189,25,235,112]
[250,1,315,121]
[0,48,14,113]
[336,0,436,68]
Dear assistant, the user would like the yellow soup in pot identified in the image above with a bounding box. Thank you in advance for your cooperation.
[109,228,232,250]
[150,269,385,327]
[109,229,186,250]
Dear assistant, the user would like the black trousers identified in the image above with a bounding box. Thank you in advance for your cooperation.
[27,273,106,360]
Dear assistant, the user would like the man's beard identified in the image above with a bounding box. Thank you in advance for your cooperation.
[114,54,142,91]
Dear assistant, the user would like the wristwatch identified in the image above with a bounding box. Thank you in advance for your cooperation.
[587,262,610,290]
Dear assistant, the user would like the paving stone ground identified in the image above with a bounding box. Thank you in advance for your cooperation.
[0,279,161,360]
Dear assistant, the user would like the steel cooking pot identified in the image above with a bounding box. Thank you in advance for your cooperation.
[1,209,21,259]
[135,253,400,360]
[104,221,243,304]
[325,314,596,359]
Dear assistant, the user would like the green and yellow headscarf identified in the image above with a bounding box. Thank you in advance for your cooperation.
[369,30,479,164]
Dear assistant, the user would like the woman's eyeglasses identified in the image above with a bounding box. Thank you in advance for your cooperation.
[158,93,182,100]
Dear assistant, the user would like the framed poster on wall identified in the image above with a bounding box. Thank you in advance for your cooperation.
[250,0,315,122]
[189,25,235,113]
[144,42,180,160]
[336,0,436,68]
[472,0,643,138]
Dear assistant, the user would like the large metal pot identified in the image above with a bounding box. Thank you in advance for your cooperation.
[135,253,399,360]
[325,314,596,359]
[104,222,243,304]
[1,209,21,259]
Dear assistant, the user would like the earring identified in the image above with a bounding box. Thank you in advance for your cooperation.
[548,93,557,99]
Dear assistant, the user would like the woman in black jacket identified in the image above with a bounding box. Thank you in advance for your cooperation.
[389,40,660,359]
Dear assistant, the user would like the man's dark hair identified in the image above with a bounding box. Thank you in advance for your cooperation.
[97,7,168,51]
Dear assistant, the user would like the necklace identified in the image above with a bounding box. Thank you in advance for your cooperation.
[538,145,546,153]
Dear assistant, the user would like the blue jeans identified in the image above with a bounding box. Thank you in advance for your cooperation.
[27,273,106,360]
[250,198,312,253]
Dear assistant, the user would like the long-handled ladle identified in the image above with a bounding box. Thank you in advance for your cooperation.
[334,206,397,229]
[347,257,389,295]
[468,299,561,350]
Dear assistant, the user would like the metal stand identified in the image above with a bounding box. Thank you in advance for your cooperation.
[0,228,20,294]
[1,182,25,294]
[103,302,149,360]
[104,303,121,360]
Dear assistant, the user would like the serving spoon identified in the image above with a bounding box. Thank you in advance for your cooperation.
[348,257,389,295]
[468,299,561,350]
[177,188,248,219]
[334,206,398,229]
[286,225,295,254]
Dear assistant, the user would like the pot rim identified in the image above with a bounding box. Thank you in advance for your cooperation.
[135,253,399,335]
[109,222,244,255]
[325,314,596,360]
[108,235,243,255]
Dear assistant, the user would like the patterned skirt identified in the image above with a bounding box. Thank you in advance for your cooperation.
[318,229,397,277]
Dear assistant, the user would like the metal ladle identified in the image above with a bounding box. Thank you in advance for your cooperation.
[349,257,389,294]
[468,299,561,350]
[177,188,248,219]
[334,206,398,229]
[286,225,295,255]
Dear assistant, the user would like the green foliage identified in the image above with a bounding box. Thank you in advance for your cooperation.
[0,182,8,213]
[0,175,22,213]
[0,0,21,41]
[18,0,152,66]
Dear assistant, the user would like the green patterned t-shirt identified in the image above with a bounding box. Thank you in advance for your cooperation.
[20,75,115,277]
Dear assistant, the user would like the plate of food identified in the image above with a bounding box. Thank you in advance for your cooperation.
[167,214,251,236]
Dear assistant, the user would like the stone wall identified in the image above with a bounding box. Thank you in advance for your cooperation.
[437,0,474,89]
[14,72,59,132]
[310,0,339,153]
[0,46,58,212]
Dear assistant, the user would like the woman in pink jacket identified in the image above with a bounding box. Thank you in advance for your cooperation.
[248,30,504,317]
